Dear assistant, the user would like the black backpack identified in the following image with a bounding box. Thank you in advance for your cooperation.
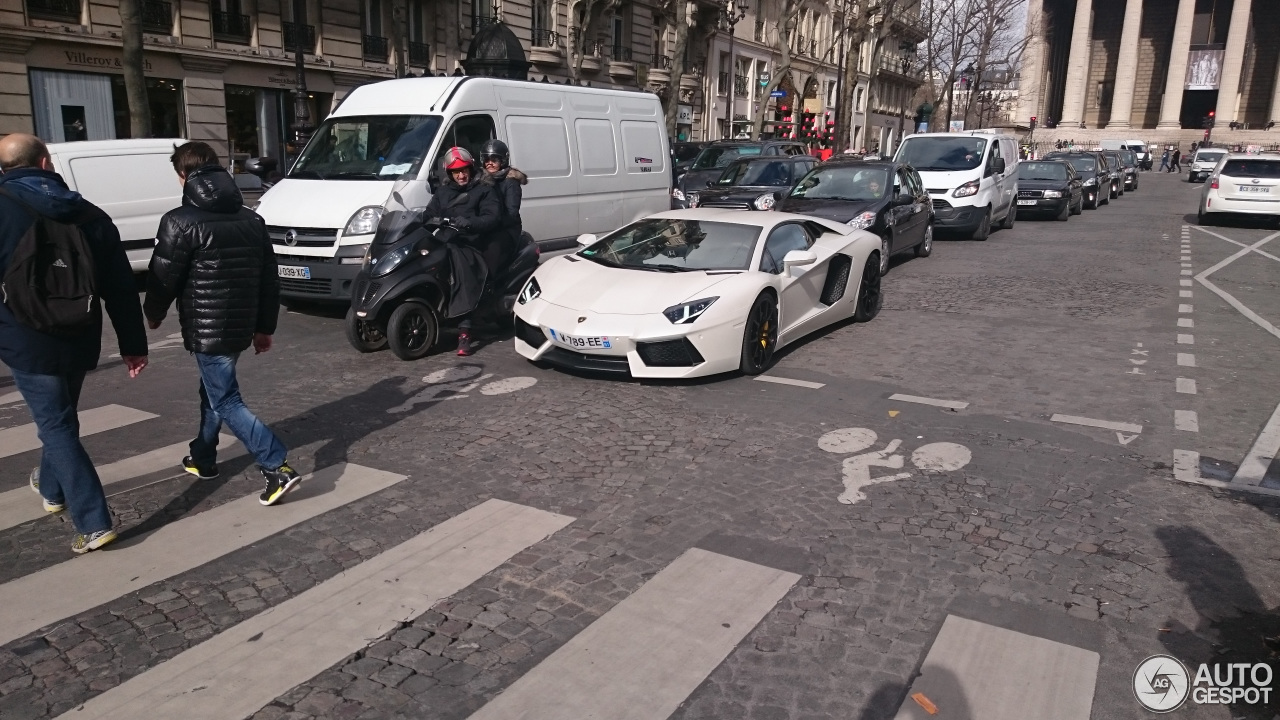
[0,187,101,337]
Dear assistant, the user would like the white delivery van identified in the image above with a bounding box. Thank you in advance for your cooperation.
[45,138,185,272]
[893,131,1019,240]
[253,76,672,302]
[1188,147,1229,183]
[1100,139,1151,170]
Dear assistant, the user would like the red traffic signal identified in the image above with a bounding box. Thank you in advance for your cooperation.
[1208,110,1215,117]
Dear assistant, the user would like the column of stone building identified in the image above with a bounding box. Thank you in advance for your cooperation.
[1272,60,1280,125]
[1017,0,1047,125]
[1214,0,1253,125]
[1059,0,1094,127]
[0,37,33,136]
[1157,0,1197,128]
[1106,0,1144,129]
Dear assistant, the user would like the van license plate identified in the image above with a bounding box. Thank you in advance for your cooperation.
[278,265,311,279]
[1238,186,1271,193]
[549,329,611,350]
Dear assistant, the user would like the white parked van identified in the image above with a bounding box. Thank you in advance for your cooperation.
[253,76,672,302]
[1100,139,1151,170]
[893,131,1019,240]
[45,139,185,272]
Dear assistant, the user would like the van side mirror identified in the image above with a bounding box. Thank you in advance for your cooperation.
[576,233,597,247]
[244,157,277,179]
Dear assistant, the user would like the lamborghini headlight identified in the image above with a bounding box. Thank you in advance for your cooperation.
[518,277,542,305]
[663,297,718,324]
[846,211,876,230]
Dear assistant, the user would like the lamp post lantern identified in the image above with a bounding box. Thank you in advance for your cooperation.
[722,0,749,139]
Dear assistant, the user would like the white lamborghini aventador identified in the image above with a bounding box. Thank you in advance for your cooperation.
[512,209,885,379]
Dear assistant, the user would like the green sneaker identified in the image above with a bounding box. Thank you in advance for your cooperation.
[259,462,302,506]
[30,468,64,513]
[71,528,118,554]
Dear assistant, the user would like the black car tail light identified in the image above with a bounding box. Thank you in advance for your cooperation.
[636,338,705,367]
[515,317,548,348]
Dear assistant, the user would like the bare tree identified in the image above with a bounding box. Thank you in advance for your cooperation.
[655,0,692,137]
[566,0,620,83]
[960,0,1026,127]
[118,0,151,138]
[749,0,806,139]
[918,0,979,130]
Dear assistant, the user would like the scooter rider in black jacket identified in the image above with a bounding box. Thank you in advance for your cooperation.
[423,146,501,356]
[480,139,527,267]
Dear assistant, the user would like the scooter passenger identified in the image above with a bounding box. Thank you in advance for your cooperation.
[424,146,502,356]
[480,139,528,268]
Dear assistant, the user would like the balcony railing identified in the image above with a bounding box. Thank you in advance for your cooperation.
[472,14,499,33]
[532,29,558,48]
[754,20,764,41]
[141,0,172,33]
[212,10,251,43]
[282,21,315,51]
[26,0,80,22]
[408,40,430,66]
[363,34,388,62]
[718,73,749,95]
[609,45,631,62]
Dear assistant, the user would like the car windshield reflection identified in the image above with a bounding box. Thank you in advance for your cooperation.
[716,160,793,187]
[580,219,760,271]
[790,166,890,201]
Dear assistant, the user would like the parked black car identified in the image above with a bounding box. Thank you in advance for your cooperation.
[1099,150,1126,198]
[671,141,708,183]
[691,156,818,210]
[1014,160,1083,220]
[1117,149,1140,191]
[672,140,808,208]
[777,159,933,276]
[1043,151,1109,209]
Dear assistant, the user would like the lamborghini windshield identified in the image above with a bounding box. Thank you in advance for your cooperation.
[580,218,760,271]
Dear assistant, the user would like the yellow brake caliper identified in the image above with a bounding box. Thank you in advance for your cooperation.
[760,320,770,348]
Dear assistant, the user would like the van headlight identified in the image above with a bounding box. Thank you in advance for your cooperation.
[343,206,384,236]
[753,193,776,210]
[518,277,542,305]
[846,211,876,230]
[952,179,981,198]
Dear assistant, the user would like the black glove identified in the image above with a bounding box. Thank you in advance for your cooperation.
[452,217,472,231]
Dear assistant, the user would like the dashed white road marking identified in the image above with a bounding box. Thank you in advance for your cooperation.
[754,375,826,389]
[1178,353,1196,367]
[887,393,969,410]
[1178,334,1194,344]
[1178,318,1194,327]
[1180,290,1193,298]
[1178,304,1193,313]
[0,405,156,460]
[1180,279,1193,287]
[1049,414,1143,434]
[1233,401,1280,486]
[1175,410,1200,432]
[1181,269,1192,276]
[1177,378,1198,394]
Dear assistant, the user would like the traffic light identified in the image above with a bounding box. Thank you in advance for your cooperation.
[1029,116,1037,130]
[1202,110,1216,129]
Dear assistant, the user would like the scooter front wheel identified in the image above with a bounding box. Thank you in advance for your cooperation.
[345,306,388,353]
[387,302,440,361]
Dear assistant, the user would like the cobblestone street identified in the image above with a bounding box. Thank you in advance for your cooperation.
[2,171,1279,719]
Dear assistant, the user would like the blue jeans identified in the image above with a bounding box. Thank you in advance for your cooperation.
[190,353,287,471]
[10,369,112,534]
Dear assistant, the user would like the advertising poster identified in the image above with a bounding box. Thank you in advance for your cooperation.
[1185,49,1223,90]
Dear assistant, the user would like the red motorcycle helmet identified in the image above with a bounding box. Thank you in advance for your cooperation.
[442,146,474,172]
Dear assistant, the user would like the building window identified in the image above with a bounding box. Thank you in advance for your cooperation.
[281,0,318,52]
[533,0,555,48]
[610,12,630,61]
[25,0,82,23]
[473,0,496,33]
[211,0,251,44]
[363,0,388,61]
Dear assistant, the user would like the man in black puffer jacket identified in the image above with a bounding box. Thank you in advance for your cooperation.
[145,141,301,507]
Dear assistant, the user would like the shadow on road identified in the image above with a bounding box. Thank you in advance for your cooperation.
[1182,213,1280,230]
[1156,525,1280,718]
[857,669,974,719]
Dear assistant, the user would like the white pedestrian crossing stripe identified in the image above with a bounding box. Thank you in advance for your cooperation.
[0,463,405,647]
[0,404,156,460]
[0,390,23,407]
[55,499,573,720]
[467,547,799,720]
[0,435,245,532]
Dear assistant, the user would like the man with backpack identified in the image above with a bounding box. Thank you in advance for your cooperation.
[144,142,301,506]
[0,133,149,554]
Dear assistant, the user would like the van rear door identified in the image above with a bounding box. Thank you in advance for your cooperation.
[64,152,182,270]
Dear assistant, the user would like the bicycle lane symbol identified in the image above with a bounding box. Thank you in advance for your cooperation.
[818,427,972,504]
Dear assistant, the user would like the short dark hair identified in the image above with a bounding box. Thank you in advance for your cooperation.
[170,141,221,177]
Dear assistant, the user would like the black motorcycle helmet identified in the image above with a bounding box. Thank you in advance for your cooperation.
[480,139,510,169]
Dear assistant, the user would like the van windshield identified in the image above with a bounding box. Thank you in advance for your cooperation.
[894,137,988,171]
[290,114,443,180]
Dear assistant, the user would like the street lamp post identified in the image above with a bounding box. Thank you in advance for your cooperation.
[291,0,312,152]
[948,63,975,131]
[896,55,911,151]
[722,0,748,139]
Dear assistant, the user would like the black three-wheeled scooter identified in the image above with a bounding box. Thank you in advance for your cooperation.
[344,207,539,360]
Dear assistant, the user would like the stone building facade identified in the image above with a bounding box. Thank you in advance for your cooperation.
[1018,0,1280,132]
